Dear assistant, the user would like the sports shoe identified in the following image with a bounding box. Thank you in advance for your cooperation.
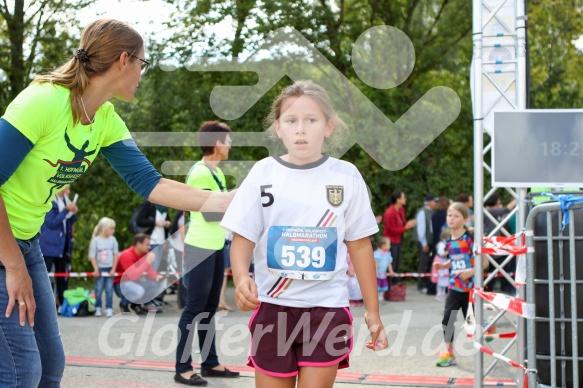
[436,351,456,367]
[106,308,113,317]
[143,302,162,313]
[119,303,131,313]
[130,303,147,315]
[95,307,102,317]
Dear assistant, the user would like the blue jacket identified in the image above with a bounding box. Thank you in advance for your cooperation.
[40,199,75,258]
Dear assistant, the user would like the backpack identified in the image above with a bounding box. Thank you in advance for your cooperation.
[128,202,150,235]
[61,300,92,317]
[61,288,96,317]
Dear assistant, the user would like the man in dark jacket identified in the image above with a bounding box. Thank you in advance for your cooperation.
[40,186,78,309]
[413,194,437,293]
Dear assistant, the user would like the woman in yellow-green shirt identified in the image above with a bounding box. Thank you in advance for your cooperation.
[174,121,240,386]
[0,19,232,386]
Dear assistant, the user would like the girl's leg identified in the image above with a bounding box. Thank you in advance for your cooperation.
[437,291,464,366]
[94,276,104,308]
[460,292,470,319]
[105,276,114,310]
[255,371,296,388]
[442,291,464,345]
[297,365,339,388]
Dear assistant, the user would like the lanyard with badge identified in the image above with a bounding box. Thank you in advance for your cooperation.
[197,161,226,192]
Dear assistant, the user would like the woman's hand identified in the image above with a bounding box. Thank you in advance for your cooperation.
[364,312,389,351]
[65,202,78,214]
[5,262,35,327]
[234,276,260,311]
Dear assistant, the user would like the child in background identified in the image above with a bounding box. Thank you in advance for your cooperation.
[433,229,451,302]
[222,80,388,388]
[89,217,119,317]
[433,203,486,367]
[374,237,395,300]
[346,253,363,306]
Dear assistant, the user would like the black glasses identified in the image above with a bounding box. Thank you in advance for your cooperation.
[131,55,151,76]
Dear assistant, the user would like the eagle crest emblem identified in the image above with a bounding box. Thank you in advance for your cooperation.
[326,185,344,207]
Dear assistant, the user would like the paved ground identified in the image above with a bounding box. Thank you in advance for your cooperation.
[60,284,520,387]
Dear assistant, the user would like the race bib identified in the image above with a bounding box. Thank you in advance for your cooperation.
[267,226,337,280]
[450,254,468,273]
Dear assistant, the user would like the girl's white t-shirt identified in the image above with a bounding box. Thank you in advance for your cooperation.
[221,155,378,308]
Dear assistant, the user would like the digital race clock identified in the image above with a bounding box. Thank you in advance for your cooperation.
[493,110,583,187]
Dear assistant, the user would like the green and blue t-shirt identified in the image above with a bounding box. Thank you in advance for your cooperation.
[1,83,161,240]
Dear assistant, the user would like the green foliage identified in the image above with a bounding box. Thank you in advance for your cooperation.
[527,1,583,109]
[122,0,476,272]
[0,0,93,114]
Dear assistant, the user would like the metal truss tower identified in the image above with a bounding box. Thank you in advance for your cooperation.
[472,0,527,387]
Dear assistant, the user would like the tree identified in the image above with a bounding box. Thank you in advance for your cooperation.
[154,0,475,271]
[527,1,583,109]
[0,0,93,113]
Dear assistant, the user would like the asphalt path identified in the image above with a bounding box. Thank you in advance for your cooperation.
[59,284,518,387]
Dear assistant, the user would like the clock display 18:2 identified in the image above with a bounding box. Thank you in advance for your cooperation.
[540,141,582,157]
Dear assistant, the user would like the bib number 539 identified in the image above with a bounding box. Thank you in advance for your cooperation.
[281,245,326,268]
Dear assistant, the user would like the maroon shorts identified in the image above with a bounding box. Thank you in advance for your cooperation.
[247,302,353,377]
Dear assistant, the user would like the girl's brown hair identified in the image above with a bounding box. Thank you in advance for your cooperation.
[33,19,143,125]
[265,80,349,150]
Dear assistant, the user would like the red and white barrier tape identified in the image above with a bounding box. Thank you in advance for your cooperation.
[467,332,516,339]
[49,271,518,279]
[473,342,536,388]
[47,271,241,278]
[473,289,535,319]
[479,231,534,287]
[481,231,533,256]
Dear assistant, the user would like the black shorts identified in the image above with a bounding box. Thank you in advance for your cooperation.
[247,302,353,377]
